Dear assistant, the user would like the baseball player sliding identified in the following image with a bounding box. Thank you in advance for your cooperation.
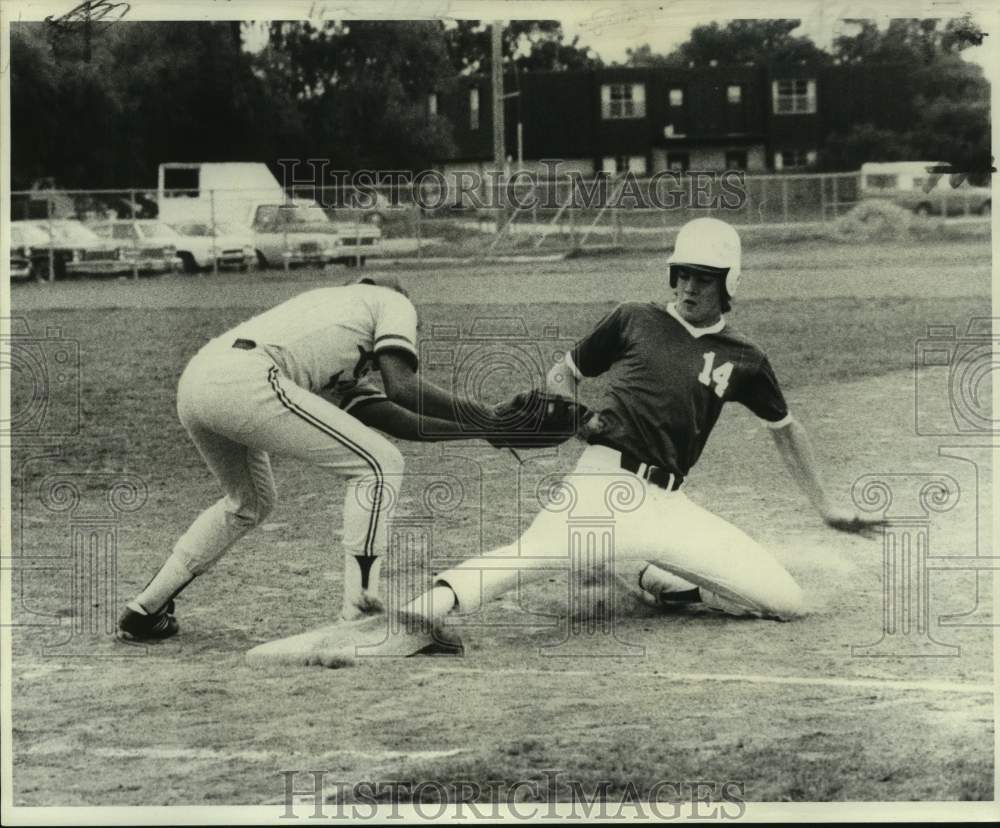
[318,217,887,664]
[118,274,505,641]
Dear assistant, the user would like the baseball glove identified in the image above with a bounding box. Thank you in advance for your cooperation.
[487,389,590,449]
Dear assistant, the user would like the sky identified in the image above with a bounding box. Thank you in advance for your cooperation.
[242,13,996,85]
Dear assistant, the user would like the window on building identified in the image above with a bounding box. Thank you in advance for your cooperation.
[726,84,742,104]
[667,152,690,172]
[601,83,646,119]
[625,155,647,175]
[725,150,748,170]
[469,88,479,129]
[772,79,816,114]
[601,156,648,175]
[775,149,817,170]
[428,93,438,116]
[669,88,684,107]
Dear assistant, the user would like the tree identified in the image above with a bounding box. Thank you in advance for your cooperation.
[261,20,456,170]
[625,19,829,67]
[444,20,602,74]
[819,124,918,171]
[833,15,987,64]
[10,21,299,188]
[826,16,990,174]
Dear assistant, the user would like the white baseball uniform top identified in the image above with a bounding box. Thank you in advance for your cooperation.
[203,284,418,412]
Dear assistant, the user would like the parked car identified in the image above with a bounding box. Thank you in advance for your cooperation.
[9,223,38,281]
[167,221,256,272]
[87,220,181,275]
[250,200,381,269]
[860,162,991,217]
[341,189,414,228]
[249,202,341,269]
[13,219,126,279]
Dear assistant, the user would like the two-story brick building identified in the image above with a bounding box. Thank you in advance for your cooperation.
[430,62,916,182]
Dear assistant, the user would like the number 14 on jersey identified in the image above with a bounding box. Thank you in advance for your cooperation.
[698,351,733,398]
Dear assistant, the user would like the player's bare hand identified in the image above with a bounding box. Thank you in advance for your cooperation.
[822,508,886,538]
[577,411,605,440]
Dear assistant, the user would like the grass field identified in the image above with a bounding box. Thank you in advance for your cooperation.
[6,237,995,809]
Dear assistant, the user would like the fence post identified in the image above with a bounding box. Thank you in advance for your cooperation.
[569,199,576,248]
[820,173,828,222]
[832,176,839,218]
[130,189,139,280]
[283,219,290,273]
[46,197,56,283]
[209,188,218,277]
[781,177,789,224]
[415,191,423,261]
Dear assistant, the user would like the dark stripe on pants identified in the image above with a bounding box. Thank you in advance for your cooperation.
[266,367,384,564]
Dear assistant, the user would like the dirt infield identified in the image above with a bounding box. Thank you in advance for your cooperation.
[7,238,994,805]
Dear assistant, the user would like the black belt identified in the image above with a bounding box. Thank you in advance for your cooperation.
[232,339,257,350]
[589,436,684,491]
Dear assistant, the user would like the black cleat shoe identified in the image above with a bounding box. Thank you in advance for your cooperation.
[117,602,179,641]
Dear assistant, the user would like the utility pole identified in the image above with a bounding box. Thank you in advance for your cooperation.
[82,2,92,62]
[491,20,506,186]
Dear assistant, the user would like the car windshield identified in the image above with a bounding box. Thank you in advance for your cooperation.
[50,222,101,244]
[172,223,212,237]
[295,206,332,224]
[273,206,331,226]
[139,223,180,240]
[173,222,245,237]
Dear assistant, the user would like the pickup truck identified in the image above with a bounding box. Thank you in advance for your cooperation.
[860,162,991,217]
[250,200,382,269]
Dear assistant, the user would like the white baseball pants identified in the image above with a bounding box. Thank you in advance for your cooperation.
[435,444,804,618]
[172,346,402,617]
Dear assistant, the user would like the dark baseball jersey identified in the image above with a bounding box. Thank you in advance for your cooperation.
[569,301,790,478]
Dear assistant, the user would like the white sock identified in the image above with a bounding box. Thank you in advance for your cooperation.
[403,585,456,620]
[134,555,196,615]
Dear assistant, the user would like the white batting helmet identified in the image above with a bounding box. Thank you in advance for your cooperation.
[667,218,742,300]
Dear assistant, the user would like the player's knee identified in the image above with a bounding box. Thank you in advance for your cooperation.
[227,485,277,530]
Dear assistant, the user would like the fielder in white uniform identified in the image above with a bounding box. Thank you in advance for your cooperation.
[119,274,497,641]
[324,218,885,662]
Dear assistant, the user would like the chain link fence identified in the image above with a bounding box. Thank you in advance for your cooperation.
[8,171,989,279]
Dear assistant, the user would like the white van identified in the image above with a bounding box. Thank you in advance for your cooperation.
[157,162,286,226]
[860,162,990,216]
